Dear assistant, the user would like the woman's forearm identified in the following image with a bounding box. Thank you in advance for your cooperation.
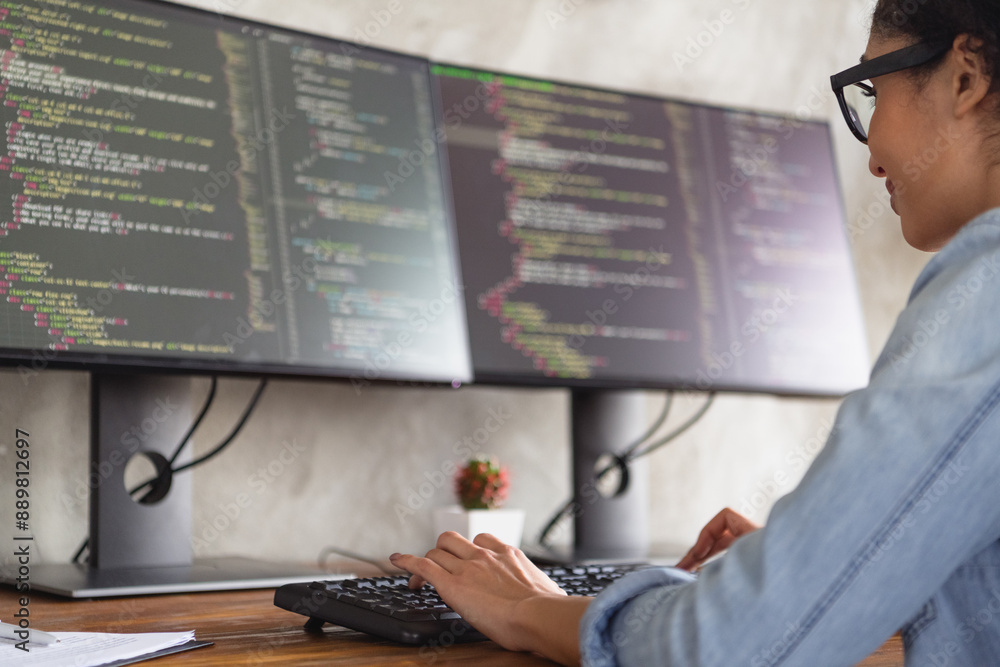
[513,595,592,666]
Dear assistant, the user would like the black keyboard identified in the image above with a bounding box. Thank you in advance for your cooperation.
[274,562,651,645]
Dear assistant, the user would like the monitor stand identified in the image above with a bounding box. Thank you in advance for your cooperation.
[7,373,329,598]
[525,389,653,564]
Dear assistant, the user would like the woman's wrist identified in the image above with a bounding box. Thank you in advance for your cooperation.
[512,594,592,666]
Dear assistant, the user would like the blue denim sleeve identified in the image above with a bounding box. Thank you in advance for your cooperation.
[579,567,696,666]
[572,210,1000,666]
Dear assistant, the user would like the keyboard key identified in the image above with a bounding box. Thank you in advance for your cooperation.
[391,608,440,622]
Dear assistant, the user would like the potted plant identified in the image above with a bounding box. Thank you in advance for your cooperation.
[433,455,525,546]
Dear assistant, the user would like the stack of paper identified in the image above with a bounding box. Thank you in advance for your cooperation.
[0,630,210,666]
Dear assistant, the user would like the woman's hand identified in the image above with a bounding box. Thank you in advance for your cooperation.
[676,507,760,571]
[389,531,589,665]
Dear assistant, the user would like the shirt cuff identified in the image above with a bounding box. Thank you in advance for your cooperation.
[579,567,695,667]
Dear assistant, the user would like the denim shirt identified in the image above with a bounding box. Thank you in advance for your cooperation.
[579,207,1000,666]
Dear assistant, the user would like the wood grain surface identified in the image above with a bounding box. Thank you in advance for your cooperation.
[1,585,903,665]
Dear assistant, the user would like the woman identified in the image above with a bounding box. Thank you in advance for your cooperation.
[390,1,1000,663]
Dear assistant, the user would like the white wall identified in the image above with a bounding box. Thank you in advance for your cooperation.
[0,0,933,570]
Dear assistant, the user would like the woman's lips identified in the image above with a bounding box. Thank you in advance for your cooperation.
[887,180,897,213]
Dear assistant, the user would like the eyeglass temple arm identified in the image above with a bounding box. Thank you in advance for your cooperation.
[830,41,951,90]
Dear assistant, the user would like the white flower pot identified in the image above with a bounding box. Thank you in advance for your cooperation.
[432,506,525,547]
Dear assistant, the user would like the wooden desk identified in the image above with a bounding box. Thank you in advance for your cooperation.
[1,586,903,665]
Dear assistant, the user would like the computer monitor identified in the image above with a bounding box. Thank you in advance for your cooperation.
[432,64,869,558]
[0,0,469,595]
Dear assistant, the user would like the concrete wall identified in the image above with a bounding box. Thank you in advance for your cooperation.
[0,0,932,571]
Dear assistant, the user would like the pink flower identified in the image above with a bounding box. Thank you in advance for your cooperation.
[455,456,510,510]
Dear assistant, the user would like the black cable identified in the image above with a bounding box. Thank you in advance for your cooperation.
[626,392,715,461]
[169,378,267,475]
[535,497,576,550]
[537,392,674,548]
[619,392,673,460]
[72,377,221,565]
[128,377,219,500]
[71,378,264,565]
[71,532,88,565]
[536,391,715,549]
[170,377,218,466]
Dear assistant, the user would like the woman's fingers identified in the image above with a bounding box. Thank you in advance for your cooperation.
[470,531,509,552]
[676,508,761,571]
[435,530,482,559]
[389,550,444,589]
[677,512,732,569]
[391,531,478,588]
[720,508,760,537]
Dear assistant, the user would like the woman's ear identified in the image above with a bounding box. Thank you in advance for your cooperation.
[950,34,992,119]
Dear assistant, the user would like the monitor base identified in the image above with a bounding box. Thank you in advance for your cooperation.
[524,542,687,567]
[4,556,339,598]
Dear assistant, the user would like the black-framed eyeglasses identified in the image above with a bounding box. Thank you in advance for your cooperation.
[830,41,952,143]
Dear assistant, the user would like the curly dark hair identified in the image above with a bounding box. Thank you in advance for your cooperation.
[871,0,1000,94]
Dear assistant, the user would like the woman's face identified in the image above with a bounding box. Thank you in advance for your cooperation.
[864,36,973,251]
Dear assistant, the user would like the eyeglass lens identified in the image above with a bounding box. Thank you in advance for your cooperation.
[843,83,875,140]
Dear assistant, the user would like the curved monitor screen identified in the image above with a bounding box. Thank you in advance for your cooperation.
[0,0,471,385]
[433,65,869,396]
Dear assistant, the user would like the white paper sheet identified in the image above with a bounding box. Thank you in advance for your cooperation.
[0,630,196,666]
